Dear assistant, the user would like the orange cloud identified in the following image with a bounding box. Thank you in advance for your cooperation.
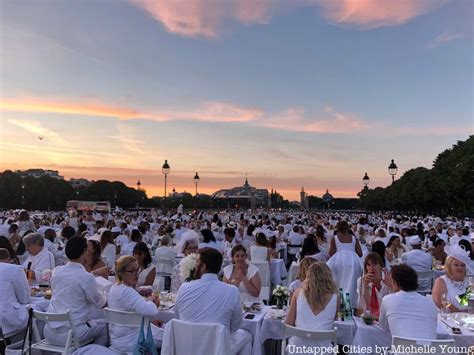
[0,97,262,123]
[129,0,274,38]
[311,0,446,29]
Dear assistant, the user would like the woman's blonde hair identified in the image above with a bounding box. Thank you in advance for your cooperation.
[302,262,337,314]
[115,255,137,283]
[297,257,317,281]
[444,255,466,279]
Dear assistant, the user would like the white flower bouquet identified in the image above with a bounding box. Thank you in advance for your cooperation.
[41,269,52,283]
[180,253,198,282]
[273,285,290,298]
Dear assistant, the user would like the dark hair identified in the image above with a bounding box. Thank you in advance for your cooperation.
[62,226,76,240]
[386,235,400,249]
[433,239,445,248]
[336,220,350,234]
[16,235,27,256]
[130,229,142,242]
[364,252,384,273]
[201,229,216,243]
[0,236,20,264]
[100,230,114,250]
[224,227,235,239]
[459,240,474,260]
[133,242,152,268]
[88,240,102,267]
[246,225,255,236]
[371,241,386,267]
[199,247,223,274]
[256,233,268,246]
[231,244,247,258]
[391,265,418,291]
[300,236,320,260]
[66,236,88,260]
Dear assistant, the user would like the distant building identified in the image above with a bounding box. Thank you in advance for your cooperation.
[322,189,334,209]
[300,187,309,210]
[69,178,94,189]
[211,178,269,209]
[17,169,64,180]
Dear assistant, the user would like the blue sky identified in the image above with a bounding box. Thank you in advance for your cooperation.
[0,0,472,199]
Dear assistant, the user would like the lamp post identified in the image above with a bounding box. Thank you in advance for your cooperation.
[193,172,200,210]
[21,181,25,209]
[162,160,170,209]
[362,172,370,213]
[388,159,398,214]
[136,180,141,210]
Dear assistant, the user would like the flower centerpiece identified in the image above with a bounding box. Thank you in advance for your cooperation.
[273,285,290,309]
[180,253,198,282]
[41,269,52,284]
[457,286,472,307]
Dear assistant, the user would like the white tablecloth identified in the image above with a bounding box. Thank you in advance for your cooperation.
[287,262,299,284]
[270,259,287,286]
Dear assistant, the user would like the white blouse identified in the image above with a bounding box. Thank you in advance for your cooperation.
[223,263,260,303]
[137,264,155,287]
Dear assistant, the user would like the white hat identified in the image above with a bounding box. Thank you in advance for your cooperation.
[111,226,121,233]
[227,221,237,229]
[408,235,422,246]
[445,244,473,274]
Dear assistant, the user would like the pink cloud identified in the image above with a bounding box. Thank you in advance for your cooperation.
[130,0,274,38]
[310,0,446,29]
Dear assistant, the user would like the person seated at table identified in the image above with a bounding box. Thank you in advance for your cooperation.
[0,248,30,336]
[108,255,163,353]
[432,244,473,313]
[430,239,447,264]
[356,252,393,316]
[174,247,252,355]
[401,235,435,289]
[379,265,437,339]
[223,245,261,303]
[22,233,55,282]
[299,235,326,262]
[288,256,317,297]
[249,233,271,262]
[386,234,407,262]
[155,235,177,260]
[171,238,199,292]
[198,229,222,252]
[0,235,20,265]
[84,239,109,278]
[99,230,116,269]
[285,262,338,348]
[121,228,142,256]
[44,237,107,347]
[133,242,156,287]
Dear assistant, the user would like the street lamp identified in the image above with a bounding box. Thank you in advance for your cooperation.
[162,160,170,208]
[137,180,141,190]
[193,172,200,195]
[362,172,370,213]
[362,172,370,187]
[388,159,398,213]
[21,182,25,208]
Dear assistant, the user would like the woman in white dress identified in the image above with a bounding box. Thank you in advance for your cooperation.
[133,242,156,287]
[288,256,317,297]
[249,233,271,262]
[223,245,261,303]
[298,235,326,262]
[17,211,36,236]
[432,244,473,312]
[99,230,116,269]
[285,262,339,348]
[356,252,393,316]
[198,229,222,252]
[328,221,362,257]
[108,256,163,353]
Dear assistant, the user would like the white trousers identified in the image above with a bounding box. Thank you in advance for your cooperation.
[232,329,252,355]
[44,319,107,347]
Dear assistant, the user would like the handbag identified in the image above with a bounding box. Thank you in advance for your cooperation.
[132,318,158,355]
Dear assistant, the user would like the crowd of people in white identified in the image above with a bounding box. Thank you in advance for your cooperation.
[0,208,473,354]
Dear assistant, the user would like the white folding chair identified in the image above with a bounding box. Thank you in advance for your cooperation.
[0,328,25,348]
[104,307,146,351]
[281,324,337,355]
[251,261,271,302]
[161,319,232,355]
[391,336,455,355]
[416,270,434,295]
[155,257,175,291]
[25,309,79,355]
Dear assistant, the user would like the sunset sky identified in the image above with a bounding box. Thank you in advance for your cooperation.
[0,0,472,200]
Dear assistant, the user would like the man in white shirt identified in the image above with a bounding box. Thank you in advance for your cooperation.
[155,236,178,260]
[44,237,107,347]
[0,248,30,336]
[175,248,252,355]
[23,233,55,282]
[400,235,432,289]
[379,265,437,339]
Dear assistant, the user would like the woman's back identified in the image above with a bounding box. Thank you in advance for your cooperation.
[335,234,356,252]
[250,245,268,262]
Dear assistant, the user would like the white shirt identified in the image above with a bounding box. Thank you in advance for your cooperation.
[115,235,129,249]
[101,243,116,268]
[121,241,137,256]
[108,283,161,353]
[23,247,55,281]
[155,246,178,260]
[400,249,432,288]
[47,262,106,329]
[198,241,222,252]
[0,262,30,334]
[379,291,437,339]
[175,273,243,333]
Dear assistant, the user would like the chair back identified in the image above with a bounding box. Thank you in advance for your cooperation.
[161,319,231,355]
[104,308,144,327]
[156,257,175,274]
[281,324,337,355]
[416,270,434,295]
[251,261,271,302]
[392,336,455,355]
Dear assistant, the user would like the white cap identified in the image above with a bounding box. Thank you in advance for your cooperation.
[408,235,422,246]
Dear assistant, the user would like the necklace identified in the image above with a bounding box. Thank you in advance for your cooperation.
[450,278,468,292]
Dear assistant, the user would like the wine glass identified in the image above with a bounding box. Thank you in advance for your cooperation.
[440,293,451,319]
